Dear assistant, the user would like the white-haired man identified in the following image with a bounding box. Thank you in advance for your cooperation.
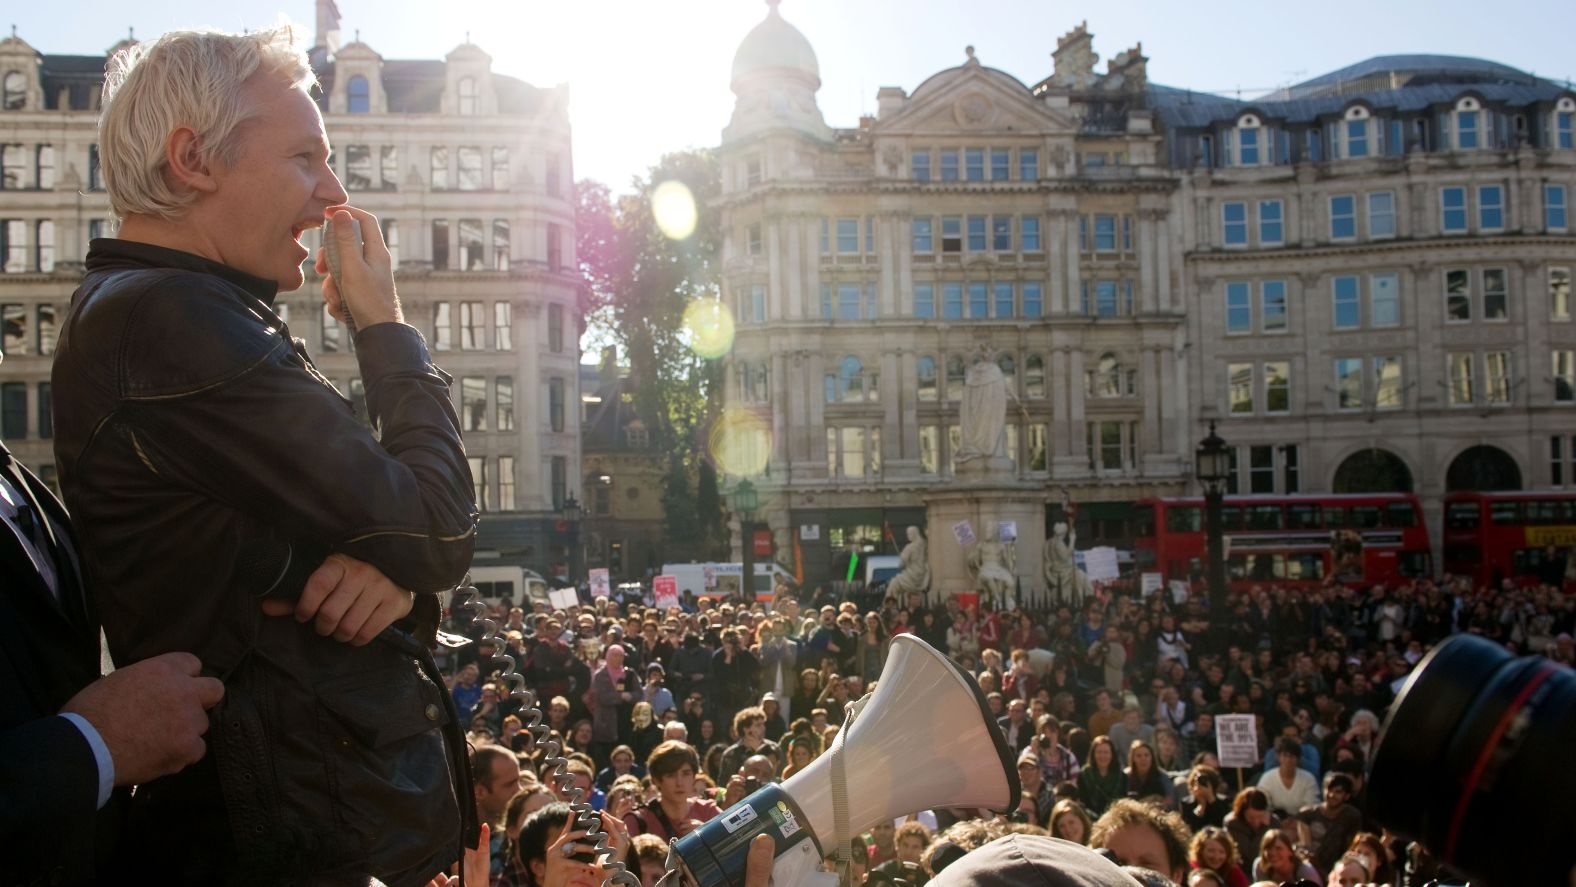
[50,25,477,884]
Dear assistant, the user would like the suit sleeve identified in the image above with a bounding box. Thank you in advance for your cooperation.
[116,288,475,594]
[0,715,99,848]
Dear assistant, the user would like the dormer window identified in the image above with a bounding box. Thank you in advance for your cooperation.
[347,75,370,113]
[2,71,24,111]
[1554,97,1575,149]
[1453,97,1482,151]
[1342,106,1371,159]
[1234,114,1263,166]
[458,76,478,116]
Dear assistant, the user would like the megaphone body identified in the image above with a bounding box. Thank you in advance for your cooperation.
[664,633,1020,887]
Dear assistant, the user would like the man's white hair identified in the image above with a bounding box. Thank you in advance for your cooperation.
[98,25,316,220]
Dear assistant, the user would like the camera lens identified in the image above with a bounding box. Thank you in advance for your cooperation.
[1367,634,1576,886]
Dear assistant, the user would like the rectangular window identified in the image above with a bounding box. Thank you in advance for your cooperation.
[461,376,487,432]
[865,217,874,253]
[1122,215,1133,252]
[1441,186,1468,233]
[496,376,514,430]
[752,285,767,323]
[497,302,514,351]
[745,224,762,256]
[912,218,933,253]
[36,304,56,355]
[1226,282,1252,333]
[549,377,565,432]
[0,145,24,188]
[546,153,562,198]
[345,145,372,190]
[1458,110,1479,149]
[1021,216,1041,251]
[491,147,509,190]
[34,221,52,272]
[547,303,563,353]
[919,426,939,475]
[36,145,54,189]
[1222,202,1247,246]
[991,215,1012,251]
[431,219,450,270]
[1559,112,1575,149]
[32,382,48,439]
[1368,191,1396,238]
[1482,268,1508,320]
[1553,267,1572,319]
[1079,216,1088,252]
[465,457,486,511]
[498,456,516,511]
[964,148,984,181]
[1548,185,1570,231]
[1228,362,1254,414]
[1284,444,1301,493]
[939,149,959,181]
[819,218,829,254]
[914,283,934,318]
[1346,119,1369,158]
[1478,185,1504,231]
[458,218,485,270]
[966,216,986,251]
[1261,280,1287,332]
[1554,350,1575,403]
[1445,269,1471,321]
[912,151,931,181]
[1019,148,1038,181]
[1250,445,1276,493]
[430,147,448,189]
[1374,356,1403,409]
[1258,200,1283,245]
[492,220,510,270]
[0,383,25,438]
[1449,353,1475,405]
[968,282,988,319]
[1265,362,1290,413]
[1,219,24,272]
[941,216,961,253]
[1095,281,1119,317]
[1239,127,1260,165]
[942,283,963,319]
[321,305,341,352]
[460,301,484,350]
[1485,352,1511,404]
[1022,282,1043,318]
[839,427,866,478]
[836,218,858,253]
[837,284,860,321]
[433,302,452,351]
[1333,276,1361,329]
[819,284,832,319]
[1371,272,1400,327]
[1094,214,1117,252]
[993,282,1014,318]
[379,146,398,190]
[1335,358,1363,409]
[547,222,563,271]
[1,303,24,354]
[990,148,1010,181]
[551,456,566,511]
[1329,194,1357,240]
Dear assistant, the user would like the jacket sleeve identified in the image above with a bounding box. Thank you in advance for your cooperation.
[114,283,475,593]
[0,715,99,855]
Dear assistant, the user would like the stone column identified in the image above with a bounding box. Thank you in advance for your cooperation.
[784,214,803,320]
[1138,209,1159,313]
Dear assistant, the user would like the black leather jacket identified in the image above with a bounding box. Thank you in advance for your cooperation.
[51,239,477,885]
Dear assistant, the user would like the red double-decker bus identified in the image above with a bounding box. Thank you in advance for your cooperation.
[1132,493,1432,590]
[1442,490,1576,590]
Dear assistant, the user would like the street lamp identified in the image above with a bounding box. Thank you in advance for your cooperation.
[562,494,581,588]
[1195,421,1230,618]
[730,479,759,604]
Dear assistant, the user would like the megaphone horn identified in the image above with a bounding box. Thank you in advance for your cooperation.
[665,633,1021,887]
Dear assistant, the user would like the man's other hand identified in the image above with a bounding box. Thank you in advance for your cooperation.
[61,651,224,786]
[262,553,415,645]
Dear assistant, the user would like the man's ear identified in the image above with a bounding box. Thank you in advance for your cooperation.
[165,126,219,194]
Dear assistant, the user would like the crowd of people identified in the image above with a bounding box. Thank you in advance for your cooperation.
[448,574,1576,886]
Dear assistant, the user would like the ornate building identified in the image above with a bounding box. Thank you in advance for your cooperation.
[717,4,1575,584]
[0,2,581,578]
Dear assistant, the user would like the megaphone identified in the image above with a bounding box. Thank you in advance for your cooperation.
[664,633,1020,886]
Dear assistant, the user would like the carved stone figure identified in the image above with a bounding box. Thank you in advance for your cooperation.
[968,531,1016,610]
[957,345,1008,464]
[886,526,931,599]
[1043,520,1092,607]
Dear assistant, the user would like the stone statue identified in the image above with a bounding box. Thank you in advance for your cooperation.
[886,526,931,600]
[957,345,1008,464]
[1043,520,1092,607]
[968,530,1016,610]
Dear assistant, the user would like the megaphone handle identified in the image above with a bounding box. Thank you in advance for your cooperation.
[828,719,855,881]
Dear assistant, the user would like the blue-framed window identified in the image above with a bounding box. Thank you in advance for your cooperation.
[1021,216,1042,251]
[1558,112,1574,149]
[1478,185,1504,231]
[1441,187,1468,233]
[751,285,766,323]
[1261,280,1287,332]
[347,75,371,113]
[994,283,1014,318]
[837,284,860,320]
[940,150,959,181]
[912,151,931,181]
[1329,195,1357,240]
[992,215,1012,251]
[1258,200,1283,245]
[968,283,989,318]
[1226,282,1252,333]
[1305,129,1323,162]
[1222,202,1248,247]
[837,218,859,253]
[1368,191,1396,238]
[941,216,961,252]
[1094,281,1120,317]
[1457,110,1479,149]
[1122,216,1132,252]
[965,148,985,181]
[819,284,832,319]
[990,149,1010,181]
[1346,119,1369,157]
[1239,127,1260,165]
[967,216,987,251]
[1386,119,1405,156]
[942,283,964,319]
[1372,272,1400,327]
[1022,282,1043,318]
[912,218,933,252]
[1019,148,1038,180]
[1547,185,1569,231]
[1333,276,1360,329]
[1093,214,1117,252]
[914,283,934,318]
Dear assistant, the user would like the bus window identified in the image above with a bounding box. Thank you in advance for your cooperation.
[1399,551,1431,577]
[1247,553,1284,580]
[1350,506,1382,528]
[1133,504,1156,536]
[1385,502,1418,527]
[1445,544,1482,566]
[1226,554,1248,580]
[1526,500,1562,524]
[1286,553,1324,580]
[1288,505,1321,529]
[1324,507,1347,528]
[1247,505,1283,530]
[1490,501,1521,524]
[1165,506,1202,533]
[1445,502,1480,529]
[1220,506,1244,531]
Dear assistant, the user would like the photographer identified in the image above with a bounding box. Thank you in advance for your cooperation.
[718,707,782,781]
[624,740,719,841]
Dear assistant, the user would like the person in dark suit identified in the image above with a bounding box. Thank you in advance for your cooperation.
[997,697,1035,760]
[0,433,224,886]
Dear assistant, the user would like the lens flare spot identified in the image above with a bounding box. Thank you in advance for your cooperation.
[652,180,698,241]
[683,298,735,359]
[710,407,772,477]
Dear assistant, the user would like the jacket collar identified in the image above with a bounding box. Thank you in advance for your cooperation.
[86,238,280,307]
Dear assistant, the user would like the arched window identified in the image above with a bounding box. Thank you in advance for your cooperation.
[458,76,479,116]
[347,75,370,113]
[1234,113,1263,166]
[1452,96,1482,151]
[917,356,938,401]
[2,71,25,111]
[946,355,966,401]
[997,352,1016,389]
[824,356,866,403]
[1025,354,1046,398]
[1341,105,1371,158]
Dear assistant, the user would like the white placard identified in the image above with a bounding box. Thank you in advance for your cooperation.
[549,587,579,611]
[652,575,679,610]
[1084,546,1120,581]
[588,568,610,599]
[952,520,977,547]
[1215,714,1261,768]
[1141,572,1163,596]
[703,564,717,589]
[998,521,1018,543]
[799,524,820,541]
[1169,580,1190,604]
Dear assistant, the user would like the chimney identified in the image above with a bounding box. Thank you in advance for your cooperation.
[315,0,342,59]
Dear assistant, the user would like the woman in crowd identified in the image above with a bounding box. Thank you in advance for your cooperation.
[1153,726,1188,773]
[948,605,979,659]
[1345,832,1395,884]
[1187,826,1249,887]
[1032,715,1080,786]
[791,667,822,720]
[1123,740,1176,808]
[1326,853,1372,887]
[1251,830,1323,886]
[1076,735,1124,816]
[1223,788,1276,871]
[1181,765,1231,832]
[563,719,595,759]
[781,734,820,780]
[1048,798,1093,846]
[856,612,890,684]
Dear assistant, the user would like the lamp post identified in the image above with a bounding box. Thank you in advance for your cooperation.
[1195,422,1230,619]
[562,494,581,589]
[730,479,759,604]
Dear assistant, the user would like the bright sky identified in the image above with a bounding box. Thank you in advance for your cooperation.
[11,0,1574,193]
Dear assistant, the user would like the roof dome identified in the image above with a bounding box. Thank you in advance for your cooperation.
[730,0,819,88]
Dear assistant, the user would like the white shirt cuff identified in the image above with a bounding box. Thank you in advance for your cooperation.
[59,712,115,810]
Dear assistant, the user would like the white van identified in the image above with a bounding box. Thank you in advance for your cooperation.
[468,564,549,607]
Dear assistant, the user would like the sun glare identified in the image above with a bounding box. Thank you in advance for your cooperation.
[651,179,699,241]
[682,297,735,359]
[709,406,771,477]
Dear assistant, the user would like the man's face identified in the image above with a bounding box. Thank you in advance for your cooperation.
[1017,760,1041,790]
[898,835,926,864]
[657,764,695,801]
[1008,701,1026,723]
[744,718,766,742]
[476,754,521,824]
[1100,823,1180,882]
[1324,782,1348,809]
[201,77,347,290]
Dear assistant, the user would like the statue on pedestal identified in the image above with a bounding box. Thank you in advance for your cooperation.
[886,526,931,600]
[968,530,1016,610]
[957,345,1009,464]
[1043,520,1092,607]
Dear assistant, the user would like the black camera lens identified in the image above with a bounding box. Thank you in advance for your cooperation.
[1368,634,1576,886]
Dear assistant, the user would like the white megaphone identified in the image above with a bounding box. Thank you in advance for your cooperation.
[663,633,1020,887]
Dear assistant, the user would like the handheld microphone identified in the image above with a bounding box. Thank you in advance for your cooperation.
[323,213,363,337]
